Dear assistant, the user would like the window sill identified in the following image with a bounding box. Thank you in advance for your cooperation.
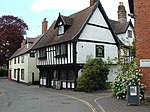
[55,54,67,58]
[38,56,47,59]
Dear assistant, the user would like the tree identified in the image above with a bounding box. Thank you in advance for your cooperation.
[76,58,110,92]
[0,15,28,66]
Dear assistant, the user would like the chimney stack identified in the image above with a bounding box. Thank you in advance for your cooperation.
[21,39,26,48]
[118,2,127,23]
[90,0,97,6]
[42,18,48,34]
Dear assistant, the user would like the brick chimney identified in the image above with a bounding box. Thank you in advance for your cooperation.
[118,2,127,23]
[21,39,26,48]
[90,0,97,6]
[42,18,48,34]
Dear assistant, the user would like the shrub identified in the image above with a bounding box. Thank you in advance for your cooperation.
[111,59,146,100]
[76,58,110,92]
[0,68,8,77]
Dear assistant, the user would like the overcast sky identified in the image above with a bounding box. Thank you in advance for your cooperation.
[0,0,130,37]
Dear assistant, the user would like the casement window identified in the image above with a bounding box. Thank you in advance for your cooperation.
[68,70,76,81]
[53,70,58,80]
[21,69,24,80]
[128,30,132,38]
[18,57,20,63]
[9,60,11,65]
[14,69,16,78]
[96,45,104,58]
[60,70,67,80]
[21,56,24,63]
[39,48,47,59]
[58,22,64,35]
[14,58,16,64]
[30,52,35,57]
[56,44,67,57]
[58,25,64,35]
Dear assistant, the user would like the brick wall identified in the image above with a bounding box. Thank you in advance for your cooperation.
[134,0,150,92]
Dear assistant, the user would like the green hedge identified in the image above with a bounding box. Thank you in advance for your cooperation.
[0,68,8,77]
[76,58,110,92]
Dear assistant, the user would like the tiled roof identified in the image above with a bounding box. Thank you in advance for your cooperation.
[27,37,35,43]
[9,35,42,59]
[33,4,95,49]
[32,1,121,50]
[109,19,130,34]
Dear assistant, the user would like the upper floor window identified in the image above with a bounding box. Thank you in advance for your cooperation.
[96,45,104,58]
[58,22,64,35]
[56,44,67,57]
[30,52,35,57]
[39,48,47,59]
[128,30,132,38]
[18,57,20,63]
[21,56,24,63]
[14,58,16,64]
[9,60,11,65]
[58,25,64,35]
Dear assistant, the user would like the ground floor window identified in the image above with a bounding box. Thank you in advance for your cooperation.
[53,70,58,80]
[21,69,24,80]
[60,70,67,80]
[14,69,16,78]
[68,70,76,81]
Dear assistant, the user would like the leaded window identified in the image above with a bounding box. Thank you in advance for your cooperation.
[56,44,67,57]
[128,30,132,38]
[39,48,47,59]
[21,69,24,80]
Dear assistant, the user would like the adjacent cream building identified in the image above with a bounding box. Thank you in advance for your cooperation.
[9,37,41,84]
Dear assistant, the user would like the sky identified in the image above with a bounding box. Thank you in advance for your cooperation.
[0,0,130,38]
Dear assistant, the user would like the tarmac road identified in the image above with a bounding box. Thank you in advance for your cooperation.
[0,79,92,112]
[1,79,150,112]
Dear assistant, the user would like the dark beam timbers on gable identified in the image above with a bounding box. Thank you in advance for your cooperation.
[87,23,109,30]
[78,39,117,45]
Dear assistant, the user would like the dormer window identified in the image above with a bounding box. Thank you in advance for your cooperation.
[58,25,64,35]
[57,21,64,35]
[128,30,132,38]
[54,14,73,36]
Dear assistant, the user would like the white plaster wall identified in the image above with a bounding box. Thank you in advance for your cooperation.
[11,54,28,83]
[10,53,39,84]
[79,25,116,43]
[89,8,108,27]
[117,25,134,46]
[107,65,122,82]
[77,42,118,63]
[79,7,116,44]
[77,65,122,83]
[28,54,39,83]
[19,54,29,83]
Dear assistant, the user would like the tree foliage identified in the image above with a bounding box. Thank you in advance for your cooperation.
[0,15,28,66]
[76,58,110,92]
